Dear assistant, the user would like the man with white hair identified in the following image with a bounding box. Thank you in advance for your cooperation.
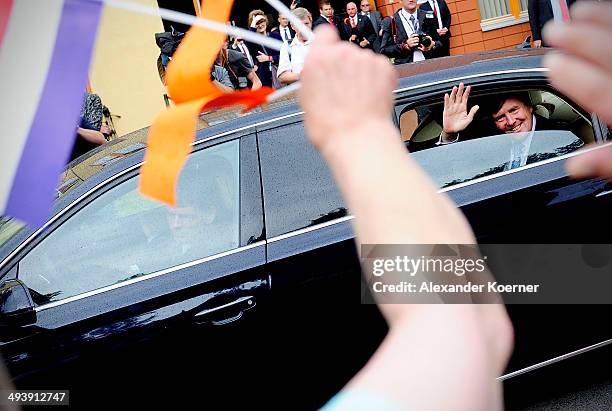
[278,7,313,85]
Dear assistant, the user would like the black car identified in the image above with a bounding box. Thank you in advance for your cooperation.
[1,49,611,409]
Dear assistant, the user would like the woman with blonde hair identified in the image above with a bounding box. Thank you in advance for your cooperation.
[246,9,276,88]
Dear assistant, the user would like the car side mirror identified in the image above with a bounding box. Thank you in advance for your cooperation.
[0,279,36,327]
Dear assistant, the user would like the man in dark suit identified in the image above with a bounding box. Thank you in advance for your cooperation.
[313,1,350,40]
[528,0,576,47]
[359,0,383,51]
[380,0,441,64]
[270,13,296,44]
[344,2,377,50]
[418,0,451,57]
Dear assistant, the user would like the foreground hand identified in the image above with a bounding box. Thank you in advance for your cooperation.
[359,38,370,47]
[100,124,111,136]
[442,83,479,134]
[533,39,542,48]
[567,144,612,181]
[300,25,397,152]
[543,1,612,127]
[437,27,448,36]
[350,34,357,42]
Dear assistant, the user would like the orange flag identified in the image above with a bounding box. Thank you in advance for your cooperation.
[509,0,521,19]
[140,0,274,205]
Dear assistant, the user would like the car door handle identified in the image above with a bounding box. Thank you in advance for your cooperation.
[193,295,255,326]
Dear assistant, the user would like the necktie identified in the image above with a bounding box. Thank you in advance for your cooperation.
[282,29,288,42]
[285,28,291,41]
[328,17,334,24]
[351,17,356,28]
[409,14,417,32]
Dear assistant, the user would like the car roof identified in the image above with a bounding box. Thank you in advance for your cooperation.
[60,49,548,199]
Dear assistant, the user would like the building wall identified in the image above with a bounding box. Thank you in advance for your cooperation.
[375,0,532,54]
[89,0,167,137]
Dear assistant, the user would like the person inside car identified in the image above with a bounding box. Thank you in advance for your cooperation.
[438,85,582,169]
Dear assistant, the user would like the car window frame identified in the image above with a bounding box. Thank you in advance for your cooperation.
[3,131,263,308]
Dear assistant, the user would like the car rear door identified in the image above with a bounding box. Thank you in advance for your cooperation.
[255,115,388,409]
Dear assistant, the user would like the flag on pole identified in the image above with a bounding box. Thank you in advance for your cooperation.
[0,0,102,228]
[139,0,274,206]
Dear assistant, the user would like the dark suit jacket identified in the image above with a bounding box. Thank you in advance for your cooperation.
[269,27,295,65]
[418,0,451,57]
[528,0,576,43]
[313,15,350,40]
[245,33,274,87]
[270,26,296,43]
[362,10,383,34]
[380,9,441,64]
[343,13,377,50]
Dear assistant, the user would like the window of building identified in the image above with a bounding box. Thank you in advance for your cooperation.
[478,0,529,31]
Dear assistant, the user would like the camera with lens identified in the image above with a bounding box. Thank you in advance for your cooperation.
[416,31,432,48]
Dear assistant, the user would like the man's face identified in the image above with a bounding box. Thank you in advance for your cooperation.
[278,15,289,27]
[401,0,418,13]
[294,16,313,41]
[321,4,334,17]
[360,1,371,12]
[347,3,358,17]
[491,98,534,134]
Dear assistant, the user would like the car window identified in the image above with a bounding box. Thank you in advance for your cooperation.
[19,140,240,305]
[258,121,346,238]
[412,130,583,188]
[397,89,592,187]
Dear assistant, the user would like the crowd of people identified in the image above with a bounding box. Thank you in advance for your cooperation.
[205,0,453,91]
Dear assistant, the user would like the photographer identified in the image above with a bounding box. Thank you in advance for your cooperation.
[380,0,441,64]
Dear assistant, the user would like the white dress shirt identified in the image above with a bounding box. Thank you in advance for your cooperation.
[277,37,311,78]
[398,9,425,62]
[280,26,292,42]
[506,115,537,170]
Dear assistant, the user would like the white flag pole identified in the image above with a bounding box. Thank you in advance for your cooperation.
[102,0,284,51]
[264,0,315,41]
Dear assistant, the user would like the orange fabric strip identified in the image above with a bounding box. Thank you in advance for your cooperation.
[140,0,274,205]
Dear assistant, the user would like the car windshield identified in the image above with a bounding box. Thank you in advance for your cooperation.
[0,216,26,249]
[411,130,584,188]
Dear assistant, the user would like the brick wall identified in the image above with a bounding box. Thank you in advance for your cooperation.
[374,0,532,55]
